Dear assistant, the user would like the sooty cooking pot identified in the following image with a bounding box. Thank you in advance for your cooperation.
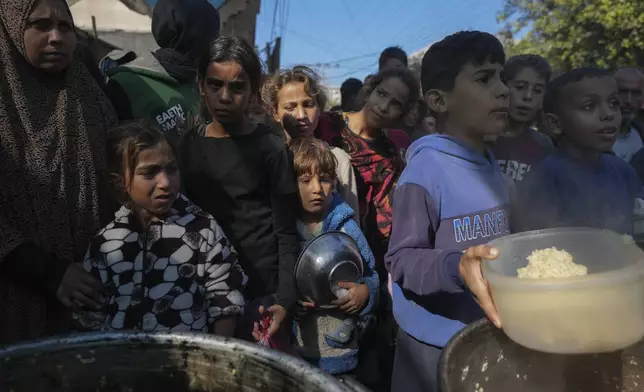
[0,331,369,392]
[440,319,644,392]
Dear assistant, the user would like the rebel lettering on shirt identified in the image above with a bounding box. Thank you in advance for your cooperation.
[491,129,553,182]
[497,159,531,181]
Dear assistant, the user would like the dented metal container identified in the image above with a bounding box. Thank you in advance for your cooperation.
[0,332,369,392]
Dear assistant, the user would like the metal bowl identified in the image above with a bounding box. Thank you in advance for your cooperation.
[295,231,364,307]
[0,332,369,392]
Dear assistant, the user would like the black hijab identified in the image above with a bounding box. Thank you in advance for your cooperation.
[151,0,220,83]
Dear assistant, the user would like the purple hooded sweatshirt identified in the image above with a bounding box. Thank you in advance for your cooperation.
[385,134,511,347]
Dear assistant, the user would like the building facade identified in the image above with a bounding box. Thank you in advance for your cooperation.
[69,0,260,64]
[219,0,260,45]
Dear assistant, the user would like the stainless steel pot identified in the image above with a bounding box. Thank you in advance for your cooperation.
[295,231,364,307]
[0,332,370,392]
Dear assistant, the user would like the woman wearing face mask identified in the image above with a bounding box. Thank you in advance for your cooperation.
[261,66,359,222]
[0,0,117,344]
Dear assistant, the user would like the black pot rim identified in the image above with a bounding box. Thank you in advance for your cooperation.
[438,318,491,392]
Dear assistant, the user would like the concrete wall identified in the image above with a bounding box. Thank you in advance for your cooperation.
[219,0,260,45]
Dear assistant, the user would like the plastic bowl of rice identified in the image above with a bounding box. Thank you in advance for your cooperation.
[484,228,644,354]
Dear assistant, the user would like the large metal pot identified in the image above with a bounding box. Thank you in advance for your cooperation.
[439,319,644,392]
[295,231,364,307]
[0,332,369,392]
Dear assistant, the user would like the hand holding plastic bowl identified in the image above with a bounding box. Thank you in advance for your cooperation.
[463,228,644,354]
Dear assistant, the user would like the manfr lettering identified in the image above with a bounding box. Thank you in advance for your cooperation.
[453,209,509,243]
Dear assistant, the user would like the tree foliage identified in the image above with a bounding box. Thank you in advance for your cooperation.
[498,0,644,72]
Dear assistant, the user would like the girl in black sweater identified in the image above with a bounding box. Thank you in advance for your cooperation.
[181,36,299,344]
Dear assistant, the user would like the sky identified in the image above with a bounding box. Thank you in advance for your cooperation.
[147,0,508,87]
[254,0,507,87]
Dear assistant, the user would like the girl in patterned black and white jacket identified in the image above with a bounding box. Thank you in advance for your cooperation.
[74,122,245,336]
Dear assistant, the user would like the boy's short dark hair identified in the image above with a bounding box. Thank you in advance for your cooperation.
[340,78,364,112]
[502,54,552,83]
[420,31,505,94]
[340,78,363,97]
[289,137,338,180]
[379,46,408,70]
[543,67,611,115]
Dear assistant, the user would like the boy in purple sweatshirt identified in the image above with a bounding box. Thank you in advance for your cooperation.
[385,31,511,392]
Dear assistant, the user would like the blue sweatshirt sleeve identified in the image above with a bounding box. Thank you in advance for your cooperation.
[385,183,464,296]
[341,219,379,316]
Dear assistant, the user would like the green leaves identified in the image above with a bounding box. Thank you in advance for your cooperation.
[498,0,644,73]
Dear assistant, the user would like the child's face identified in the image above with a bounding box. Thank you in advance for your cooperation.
[199,61,251,125]
[507,67,546,124]
[551,76,621,152]
[404,102,421,128]
[421,116,436,134]
[364,76,410,129]
[125,142,180,218]
[276,82,321,139]
[297,166,334,216]
[435,60,509,137]
[247,103,268,124]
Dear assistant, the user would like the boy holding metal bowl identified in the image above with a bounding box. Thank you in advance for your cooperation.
[286,137,379,377]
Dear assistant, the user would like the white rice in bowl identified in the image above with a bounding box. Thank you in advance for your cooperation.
[517,247,588,279]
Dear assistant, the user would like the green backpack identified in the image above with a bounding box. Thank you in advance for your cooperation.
[107,63,204,139]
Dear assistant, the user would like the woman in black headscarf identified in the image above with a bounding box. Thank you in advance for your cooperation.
[0,0,117,344]
[105,0,220,141]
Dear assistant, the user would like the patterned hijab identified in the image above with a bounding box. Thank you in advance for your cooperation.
[0,0,117,342]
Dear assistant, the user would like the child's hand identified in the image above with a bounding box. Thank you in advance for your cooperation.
[300,300,315,308]
[253,304,287,339]
[332,282,369,314]
[56,264,105,311]
[294,300,315,318]
[459,245,502,328]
